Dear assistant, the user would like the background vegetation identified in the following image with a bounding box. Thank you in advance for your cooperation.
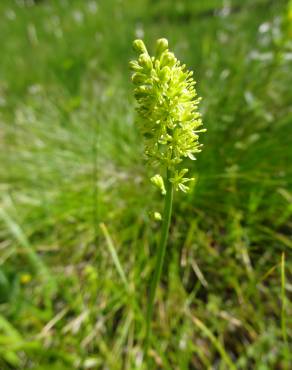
[0,0,291,369]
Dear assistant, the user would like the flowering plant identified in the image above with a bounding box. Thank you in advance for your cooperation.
[130,38,205,364]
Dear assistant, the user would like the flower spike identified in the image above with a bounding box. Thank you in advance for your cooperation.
[130,38,205,192]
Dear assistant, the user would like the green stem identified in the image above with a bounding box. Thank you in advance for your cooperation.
[145,170,174,365]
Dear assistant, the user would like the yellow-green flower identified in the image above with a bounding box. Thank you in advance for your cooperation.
[130,38,205,192]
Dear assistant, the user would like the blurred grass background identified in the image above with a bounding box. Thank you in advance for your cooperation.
[0,0,291,369]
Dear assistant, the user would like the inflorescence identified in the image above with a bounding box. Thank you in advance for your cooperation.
[130,38,205,193]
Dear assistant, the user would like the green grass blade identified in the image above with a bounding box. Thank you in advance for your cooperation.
[281,252,289,368]
[99,222,129,290]
[0,206,48,277]
[188,313,236,370]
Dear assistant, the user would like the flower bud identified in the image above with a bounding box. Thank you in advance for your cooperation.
[154,212,162,221]
[131,73,146,85]
[155,38,168,57]
[151,174,166,195]
[160,52,176,67]
[159,66,170,82]
[133,39,148,54]
[138,53,152,70]
[129,60,142,71]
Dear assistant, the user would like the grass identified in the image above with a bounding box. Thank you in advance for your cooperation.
[0,0,291,369]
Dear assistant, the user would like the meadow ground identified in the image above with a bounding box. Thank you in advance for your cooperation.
[0,0,291,369]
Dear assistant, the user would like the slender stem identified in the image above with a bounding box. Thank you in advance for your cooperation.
[145,170,174,366]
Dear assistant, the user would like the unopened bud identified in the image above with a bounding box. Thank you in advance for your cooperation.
[131,73,146,85]
[138,53,152,70]
[160,52,176,67]
[154,212,162,221]
[133,39,148,54]
[160,66,170,82]
[151,174,166,195]
[155,38,168,57]
[129,60,142,71]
